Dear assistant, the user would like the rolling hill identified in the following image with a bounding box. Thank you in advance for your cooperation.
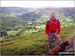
[21,7,75,21]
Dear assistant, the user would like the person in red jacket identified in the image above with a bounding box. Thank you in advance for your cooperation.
[45,11,61,49]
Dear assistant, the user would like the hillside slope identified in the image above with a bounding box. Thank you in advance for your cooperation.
[21,7,75,21]
[1,25,75,55]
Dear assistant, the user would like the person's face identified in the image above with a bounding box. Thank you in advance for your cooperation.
[51,13,56,18]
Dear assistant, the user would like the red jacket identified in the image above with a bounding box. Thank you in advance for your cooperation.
[45,18,61,35]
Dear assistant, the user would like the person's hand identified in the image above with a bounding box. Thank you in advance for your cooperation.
[57,34,60,38]
[59,37,61,41]
[46,35,48,40]
[57,34,61,41]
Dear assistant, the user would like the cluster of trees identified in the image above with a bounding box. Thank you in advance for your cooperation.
[0,31,8,37]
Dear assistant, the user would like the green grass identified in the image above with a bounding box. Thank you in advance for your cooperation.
[40,25,45,29]
[1,25,75,55]
[21,29,39,36]
[7,31,18,36]
[7,28,23,36]
[65,18,73,22]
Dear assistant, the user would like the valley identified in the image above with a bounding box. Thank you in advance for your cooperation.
[0,7,75,55]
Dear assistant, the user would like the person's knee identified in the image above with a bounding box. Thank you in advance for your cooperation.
[56,39,60,45]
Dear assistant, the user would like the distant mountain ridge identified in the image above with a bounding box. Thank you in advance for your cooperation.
[0,7,34,13]
[33,7,75,17]
[21,7,75,21]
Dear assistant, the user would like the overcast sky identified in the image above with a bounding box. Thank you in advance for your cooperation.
[1,1,74,8]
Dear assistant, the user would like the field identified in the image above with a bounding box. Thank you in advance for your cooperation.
[1,17,74,39]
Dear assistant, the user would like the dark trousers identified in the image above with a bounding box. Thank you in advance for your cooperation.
[48,32,60,49]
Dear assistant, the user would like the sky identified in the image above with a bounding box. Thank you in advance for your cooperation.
[1,1,74,8]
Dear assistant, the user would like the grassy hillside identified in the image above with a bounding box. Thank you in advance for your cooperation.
[1,25,75,55]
